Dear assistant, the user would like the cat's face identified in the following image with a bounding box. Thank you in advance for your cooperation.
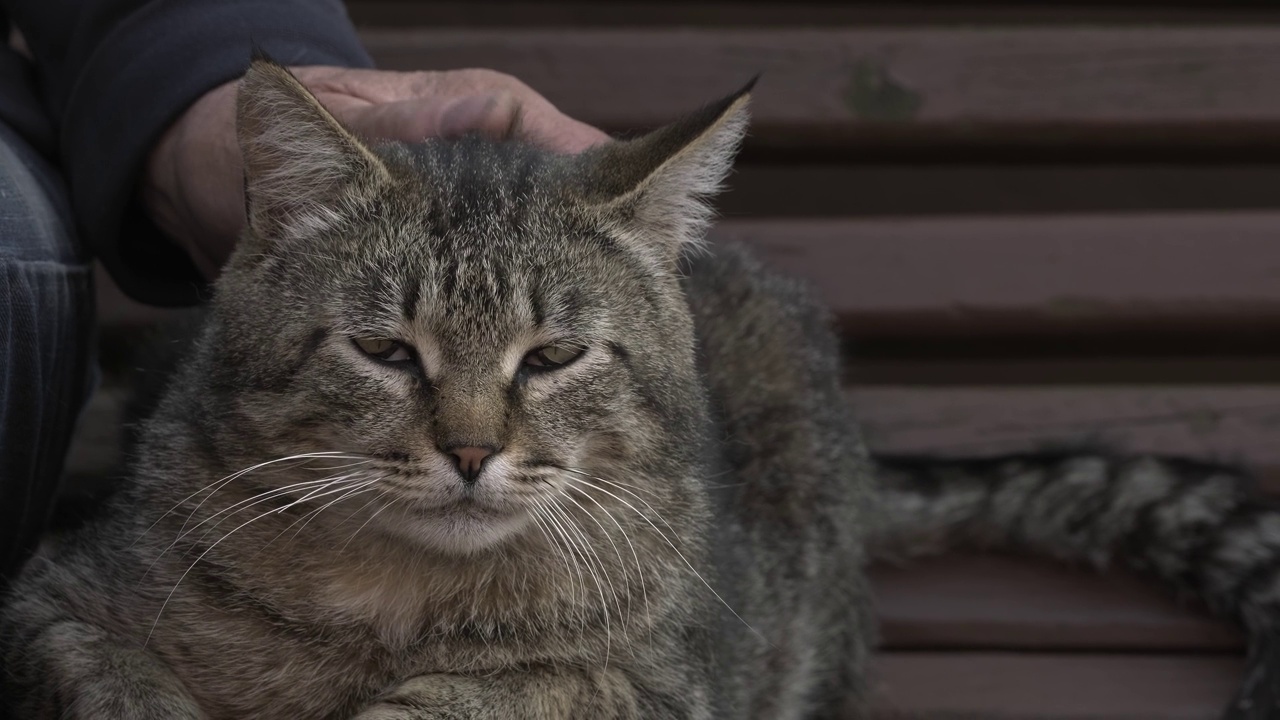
[197,60,748,554]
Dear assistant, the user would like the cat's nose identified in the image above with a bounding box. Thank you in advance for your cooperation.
[447,445,497,484]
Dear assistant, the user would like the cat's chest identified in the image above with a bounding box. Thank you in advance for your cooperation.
[154,543,594,716]
[318,563,437,648]
[164,593,569,720]
[140,570,424,717]
[311,545,580,653]
[315,569,581,671]
[153,604,392,719]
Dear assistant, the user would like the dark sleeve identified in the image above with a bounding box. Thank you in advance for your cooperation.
[2,0,373,306]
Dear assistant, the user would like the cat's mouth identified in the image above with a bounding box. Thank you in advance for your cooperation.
[365,460,553,552]
[410,496,520,520]
[379,493,536,554]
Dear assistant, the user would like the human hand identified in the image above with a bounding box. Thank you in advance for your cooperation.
[142,67,609,277]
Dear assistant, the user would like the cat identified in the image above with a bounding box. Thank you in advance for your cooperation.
[2,55,1279,719]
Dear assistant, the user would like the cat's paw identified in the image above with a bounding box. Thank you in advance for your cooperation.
[351,675,486,720]
[1223,634,1280,720]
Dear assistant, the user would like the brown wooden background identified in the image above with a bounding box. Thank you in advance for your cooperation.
[83,1,1280,717]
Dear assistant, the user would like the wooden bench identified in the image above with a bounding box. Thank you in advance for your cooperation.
[81,2,1280,716]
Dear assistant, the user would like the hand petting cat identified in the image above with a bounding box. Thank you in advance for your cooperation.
[141,66,609,278]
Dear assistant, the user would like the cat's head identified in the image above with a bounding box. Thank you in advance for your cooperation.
[193,59,749,554]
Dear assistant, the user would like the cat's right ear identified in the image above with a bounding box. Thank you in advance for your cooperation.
[571,79,753,267]
[236,54,390,242]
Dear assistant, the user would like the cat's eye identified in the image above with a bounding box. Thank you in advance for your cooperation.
[353,337,412,363]
[524,343,585,370]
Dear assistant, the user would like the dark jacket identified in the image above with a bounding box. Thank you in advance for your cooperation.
[0,0,372,305]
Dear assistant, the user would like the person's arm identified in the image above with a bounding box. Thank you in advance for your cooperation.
[5,1,607,305]
[4,0,375,305]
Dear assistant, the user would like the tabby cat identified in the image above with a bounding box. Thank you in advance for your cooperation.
[2,57,1278,719]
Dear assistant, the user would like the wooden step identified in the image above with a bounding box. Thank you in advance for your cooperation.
[851,386,1280,481]
[872,555,1243,652]
[710,214,1280,340]
[716,164,1280,219]
[871,652,1244,720]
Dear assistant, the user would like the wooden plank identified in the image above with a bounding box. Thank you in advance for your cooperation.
[870,652,1243,720]
[871,555,1243,651]
[852,386,1280,472]
[709,213,1280,339]
[850,358,1280,386]
[717,164,1280,218]
[346,2,1280,29]
[361,27,1280,153]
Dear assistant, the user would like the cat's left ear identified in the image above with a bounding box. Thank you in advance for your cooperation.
[236,53,390,242]
[574,80,753,265]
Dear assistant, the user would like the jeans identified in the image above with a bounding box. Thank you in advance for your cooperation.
[0,119,95,585]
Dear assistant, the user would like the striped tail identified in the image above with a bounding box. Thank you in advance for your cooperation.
[868,452,1280,719]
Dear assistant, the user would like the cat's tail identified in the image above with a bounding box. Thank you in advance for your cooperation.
[867,452,1280,718]
[869,452,1280,633]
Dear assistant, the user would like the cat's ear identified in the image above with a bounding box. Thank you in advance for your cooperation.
[236,53,390,241]
[575,80,753,264]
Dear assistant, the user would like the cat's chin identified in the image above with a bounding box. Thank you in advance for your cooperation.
[378,502,533,556]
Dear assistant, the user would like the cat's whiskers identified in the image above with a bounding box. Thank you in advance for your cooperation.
[338,493,398,554]
[178,471,372,552]
[551,495,624,630]
[559,489,633,629]
[524,501,581,612]
[546,498,614,615]
[336,487,385,527]
[176,455,372,536]
[533,497,587,610]
[148,490,338,645]
[562,480,654,646]
[541,497,613,681]
[541,492,622,709]
[572,474,663,502]
[133,451,369,547]
[298,459,379,473]
[144,473,369,577]
[254,476,386,555]
[285,477,384,541]
[147,472,388,645]
[563,469,772,647]
[531,497,590,630]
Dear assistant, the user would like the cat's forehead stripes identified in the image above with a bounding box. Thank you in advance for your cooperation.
[400,272,422,323]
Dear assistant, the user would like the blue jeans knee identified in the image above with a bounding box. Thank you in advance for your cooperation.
[0,121,96,582]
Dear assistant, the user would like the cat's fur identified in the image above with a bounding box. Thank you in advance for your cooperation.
[2,58,1278,719]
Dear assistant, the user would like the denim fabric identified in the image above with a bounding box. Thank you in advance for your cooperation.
[0,120,95,585]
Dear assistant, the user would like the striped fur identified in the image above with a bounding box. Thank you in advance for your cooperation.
[872,453,1280,718]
